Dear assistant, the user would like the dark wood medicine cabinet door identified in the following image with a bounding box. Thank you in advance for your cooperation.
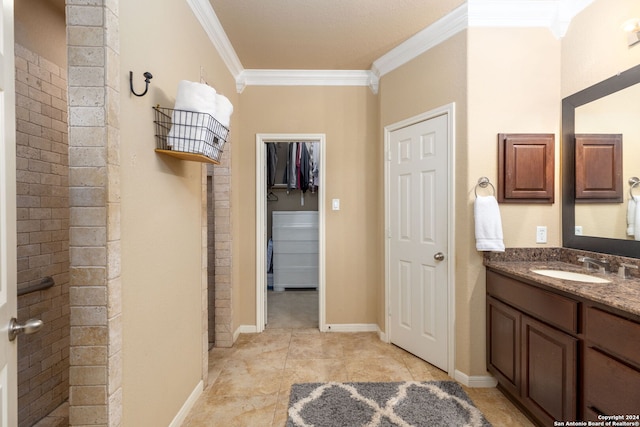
[498,133,555,203]
[575,133,622,202]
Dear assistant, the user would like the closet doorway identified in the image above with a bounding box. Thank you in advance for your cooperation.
[255,134,326,332]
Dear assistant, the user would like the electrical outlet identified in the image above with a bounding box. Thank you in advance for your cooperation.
[536,226,547,244]
[575,226,583,236]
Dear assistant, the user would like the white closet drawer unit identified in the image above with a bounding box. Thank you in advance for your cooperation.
[272,211,318,291]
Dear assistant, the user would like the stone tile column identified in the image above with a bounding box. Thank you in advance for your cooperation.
[208,146,233,348]
[66,1,121,425]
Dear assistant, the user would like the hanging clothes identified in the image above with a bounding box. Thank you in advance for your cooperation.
[299,142,310,193]
[266,143,278,188]
[282,142,319,192]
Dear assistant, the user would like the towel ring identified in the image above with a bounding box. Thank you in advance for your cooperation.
[475,177,496,198]
[630,176,640,198]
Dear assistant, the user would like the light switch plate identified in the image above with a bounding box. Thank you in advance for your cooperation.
[332,199,340,211]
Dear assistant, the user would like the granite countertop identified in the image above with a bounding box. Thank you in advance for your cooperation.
[485,259,640,318]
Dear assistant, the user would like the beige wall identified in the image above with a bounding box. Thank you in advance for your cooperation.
[380,28,562,377]
[466,28,561,375]
[118,1,237,425]
[236,85,380,326]
[379,31,470,369]
[561,0,640,97]
[15,0,66,68]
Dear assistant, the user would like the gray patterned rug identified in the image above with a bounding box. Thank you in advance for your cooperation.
[286,381,492,427]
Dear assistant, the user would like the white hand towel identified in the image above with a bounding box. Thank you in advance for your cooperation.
[627,196,638,237]
[474,195,505,252]
[634,195,640,241]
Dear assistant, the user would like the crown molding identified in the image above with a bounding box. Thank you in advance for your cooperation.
[372,3,468,78]
[236,69,379,94]
[191,0,592,91]
[468,0,594,38]
[187,0,244,78]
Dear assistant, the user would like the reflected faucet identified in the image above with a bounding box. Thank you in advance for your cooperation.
[578,256,611,274]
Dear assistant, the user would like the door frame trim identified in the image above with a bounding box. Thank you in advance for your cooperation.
[383,103,456,377]
[255,134,326,332]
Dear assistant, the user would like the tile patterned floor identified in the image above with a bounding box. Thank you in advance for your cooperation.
[181,329,534,427]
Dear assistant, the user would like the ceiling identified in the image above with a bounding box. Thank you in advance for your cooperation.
[208,0,465,70]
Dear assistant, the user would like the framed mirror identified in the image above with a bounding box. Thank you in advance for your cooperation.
[562,63,640,258]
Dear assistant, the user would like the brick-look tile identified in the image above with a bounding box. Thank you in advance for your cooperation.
[69,87,104,107]
[70,326,108,347]
[69,247,107,267]
[69,405,108,425]
[68,46,105,67]
[67,26,104,47]
[69,187,106,207]
[107,277,121,318]
[70,227,107,247]
[16,46,70,426]
[66,5,104,27]
[70,366,107,386]
[68,66,105,88]
[70,207,107,227]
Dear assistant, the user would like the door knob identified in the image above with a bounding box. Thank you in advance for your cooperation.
[8,318,43,342]
[434,252,445,261]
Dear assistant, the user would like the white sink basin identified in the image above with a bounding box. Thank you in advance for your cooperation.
[530,269,611,283]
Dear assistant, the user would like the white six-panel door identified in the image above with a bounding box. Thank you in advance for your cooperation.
[0,0,17,424]
[388,112,449,372]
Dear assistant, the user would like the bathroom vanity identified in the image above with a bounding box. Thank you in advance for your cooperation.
[485,255,640,426]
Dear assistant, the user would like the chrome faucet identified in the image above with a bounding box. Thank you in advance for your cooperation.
[578,256,611,274]
[618,263,639,279]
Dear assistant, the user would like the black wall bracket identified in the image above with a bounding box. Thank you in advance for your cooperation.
[130,71,153,97]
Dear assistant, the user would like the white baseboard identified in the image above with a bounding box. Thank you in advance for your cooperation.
[234,325,258,342]
[454,370,498,388]
[378,330,388,342]
[168,380,203,427]
[322,323,380,333]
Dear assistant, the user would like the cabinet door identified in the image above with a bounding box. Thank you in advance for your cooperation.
[521,316,578,425]
[487,297,521,397]
[583,347,640,419]
[498,133,555,203]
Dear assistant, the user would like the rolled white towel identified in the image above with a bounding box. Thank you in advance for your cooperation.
[214,93,233,128]
[174,80,217,117]
[627,196,638,237]
[474,195,505,252]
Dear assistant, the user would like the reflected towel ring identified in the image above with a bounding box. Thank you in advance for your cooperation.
[475,176,496,198]
[630,176,640,198]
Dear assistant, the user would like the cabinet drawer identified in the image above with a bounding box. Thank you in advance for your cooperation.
[585,306,640,367]
[487,270,579,333]
[583,347,640,417]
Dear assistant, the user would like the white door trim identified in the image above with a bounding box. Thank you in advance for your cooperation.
[1,0,18,423]
[384,103,456,377]
[255,134,326,332]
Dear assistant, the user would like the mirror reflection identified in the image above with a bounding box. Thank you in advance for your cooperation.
[574,82,640,240]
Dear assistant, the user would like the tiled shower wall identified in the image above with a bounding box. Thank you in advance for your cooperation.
[15,43,70,427]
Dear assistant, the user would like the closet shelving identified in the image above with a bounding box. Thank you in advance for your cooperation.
[153,106,229,164]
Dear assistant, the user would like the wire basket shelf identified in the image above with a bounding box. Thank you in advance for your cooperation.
[153,106,229,163]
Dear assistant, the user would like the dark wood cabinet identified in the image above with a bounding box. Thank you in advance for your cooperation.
[583,306,640,417]
[498,133,555,203]
[521,315,577,425]
[575,134,622,202]
[487,297,520,397]
[487,269,640,426]
[487,270,577,426]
